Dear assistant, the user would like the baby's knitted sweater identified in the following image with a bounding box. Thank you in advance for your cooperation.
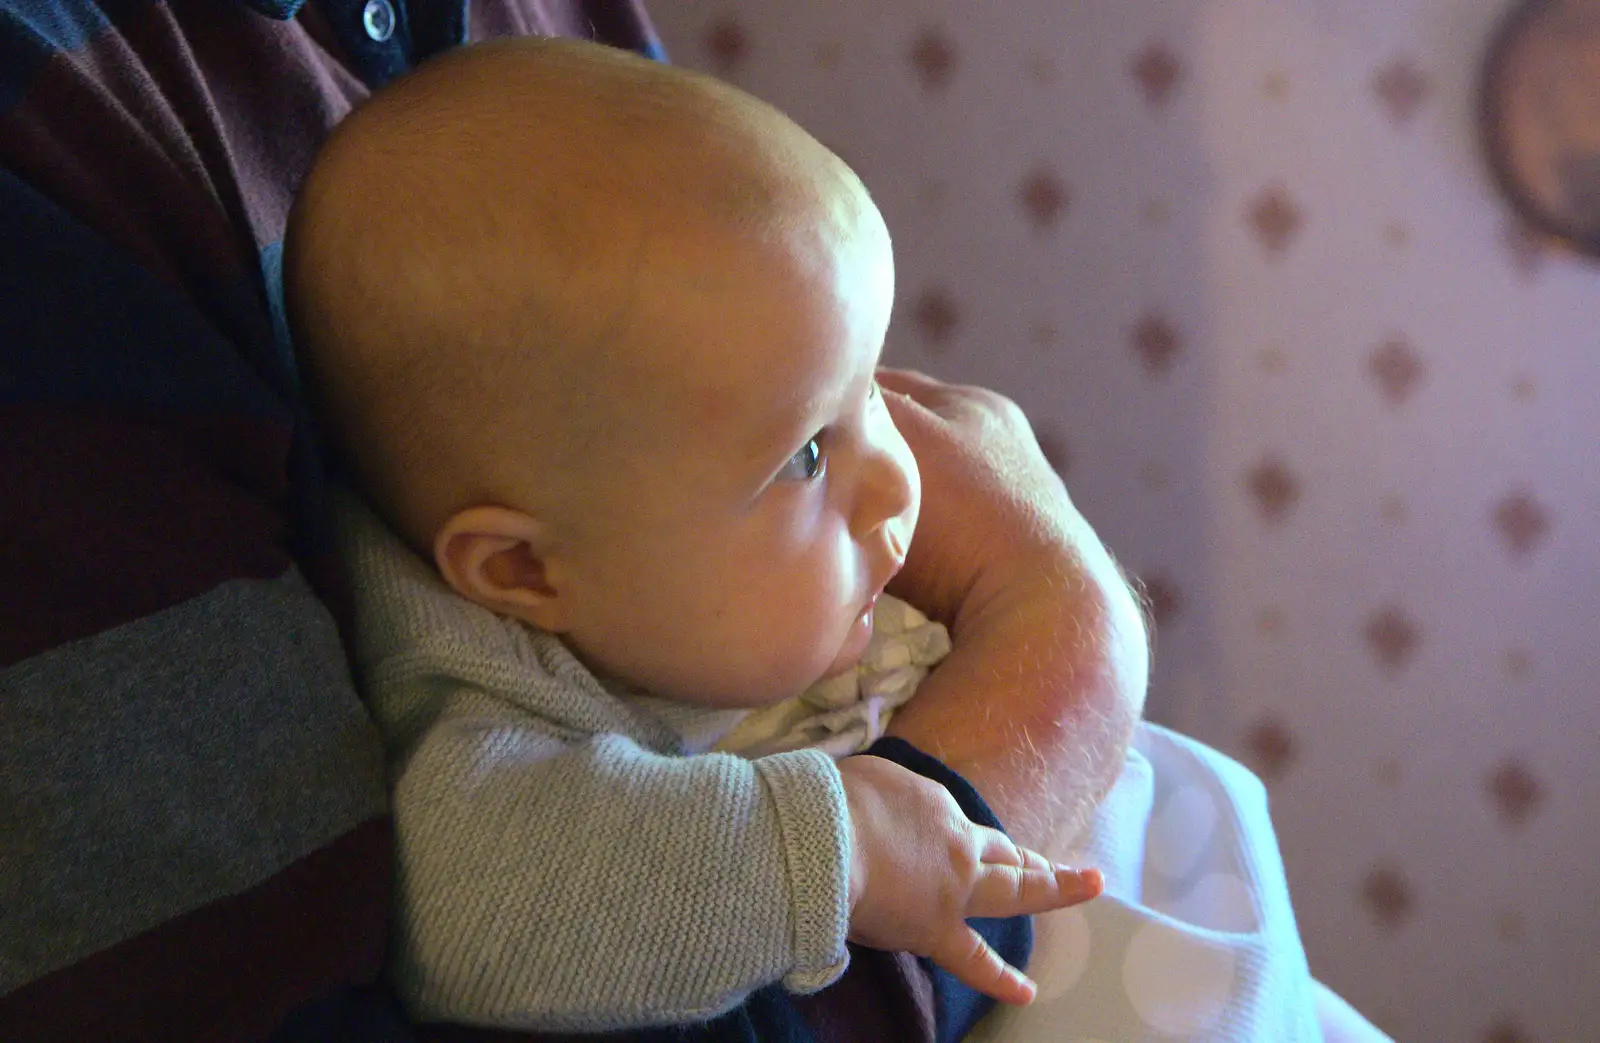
[335,495,852,1032]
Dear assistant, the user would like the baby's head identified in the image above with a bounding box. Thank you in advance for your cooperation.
[287,38,919,708]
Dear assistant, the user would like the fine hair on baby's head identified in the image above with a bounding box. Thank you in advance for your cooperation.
[288,37,917,709]
[286,36,876,555]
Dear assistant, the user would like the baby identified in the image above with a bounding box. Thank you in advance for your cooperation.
[286,35,1097,1035]
[287,34,1389,1043]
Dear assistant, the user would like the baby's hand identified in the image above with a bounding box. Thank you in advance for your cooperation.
[835,754,1103,1005]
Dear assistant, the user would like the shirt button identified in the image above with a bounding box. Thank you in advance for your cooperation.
[362,0,395,42]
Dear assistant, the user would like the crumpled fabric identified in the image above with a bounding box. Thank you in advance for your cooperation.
[714,596,950,759]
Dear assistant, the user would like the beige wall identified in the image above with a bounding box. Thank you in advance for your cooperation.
[648,2,1600,1040]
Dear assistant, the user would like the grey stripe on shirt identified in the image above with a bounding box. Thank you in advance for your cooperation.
[0,569,387,992]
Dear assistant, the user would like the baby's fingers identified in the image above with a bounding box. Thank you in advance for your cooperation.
[928,924,1038,1006]
[967,857,1103,919]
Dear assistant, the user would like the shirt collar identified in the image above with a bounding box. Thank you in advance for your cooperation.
[238,0,307,19]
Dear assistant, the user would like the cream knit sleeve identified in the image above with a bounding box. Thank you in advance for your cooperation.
[387,707,852,1031]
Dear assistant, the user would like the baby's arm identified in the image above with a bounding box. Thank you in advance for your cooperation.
[389,706,851,1032]
[389,701,1097,1031]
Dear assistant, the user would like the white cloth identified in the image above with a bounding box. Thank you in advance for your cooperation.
[969,723,1322,1043]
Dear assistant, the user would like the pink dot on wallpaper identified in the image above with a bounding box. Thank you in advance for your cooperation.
[1131,41,1182,108]
[1261,69,1290,101]
[908,27,957,93]
[1504,648,1532,677]
[1256,607,1285,636]
[1243,716,1295,782]
[1482,1018,1531,1043]
[910,287,960,351]
[1492,490,1552,559]
[1364,604,1420,673]
[702,17,747,74]
[1245,455,1301,522]
[1486,759,1544,828]
[1372,56,1430,126]
[1132,312,1182,376]
[1138,573,1182,628]
[1017,166,1070,231]
[1369,335,1425,406]
[1247,184,1303,255]
[1361,864,1414,930]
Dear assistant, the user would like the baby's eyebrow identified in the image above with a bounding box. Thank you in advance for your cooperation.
[765,377,832,437]
[736,397,825,490]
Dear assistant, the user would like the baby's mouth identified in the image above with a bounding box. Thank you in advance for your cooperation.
[823,594,879,679]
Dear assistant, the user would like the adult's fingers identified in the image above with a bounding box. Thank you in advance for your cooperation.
[875,371,949,428]
[928,924,1038,1007]
[877,368,981,421]
[878,367,1023,421]
[875,367,948,399]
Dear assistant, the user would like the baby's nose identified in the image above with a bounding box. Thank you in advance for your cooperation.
[853,445,919,543]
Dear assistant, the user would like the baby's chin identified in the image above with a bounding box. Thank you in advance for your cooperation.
[592,620,874,710]
[646,663,835,712]
[663,655,858,713]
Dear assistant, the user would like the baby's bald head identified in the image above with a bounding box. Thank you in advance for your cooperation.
[286,37,872,551]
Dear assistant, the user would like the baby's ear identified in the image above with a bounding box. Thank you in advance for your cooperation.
[433,506,572,632]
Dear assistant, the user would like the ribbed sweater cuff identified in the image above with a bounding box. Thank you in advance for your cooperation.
[753,749,852,994]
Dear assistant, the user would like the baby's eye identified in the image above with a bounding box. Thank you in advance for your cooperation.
[776,436,826,483]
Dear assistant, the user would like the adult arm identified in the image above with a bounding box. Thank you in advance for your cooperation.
[878,369,1150,857]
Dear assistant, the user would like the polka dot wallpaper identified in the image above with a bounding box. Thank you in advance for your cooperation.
[647,2,1600,1040]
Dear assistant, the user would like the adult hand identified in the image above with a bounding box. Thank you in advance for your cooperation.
[836,754,1103,1005]
[876,368,1148,854]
